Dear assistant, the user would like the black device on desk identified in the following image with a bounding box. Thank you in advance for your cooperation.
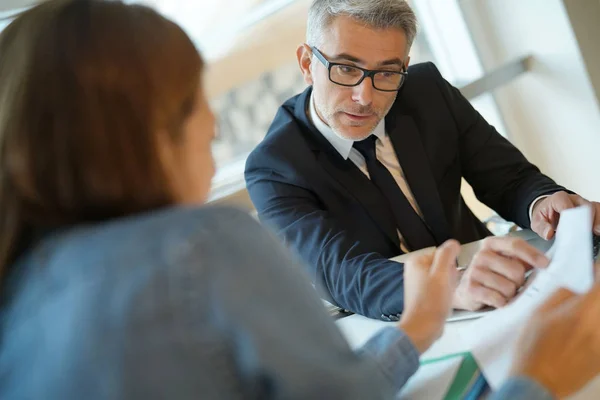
[593,234,600,261]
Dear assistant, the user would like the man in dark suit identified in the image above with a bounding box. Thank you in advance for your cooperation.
[244,0,600,319]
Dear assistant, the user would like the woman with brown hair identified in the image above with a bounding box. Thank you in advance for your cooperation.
[0,1,596,399]
[0,1,450,398]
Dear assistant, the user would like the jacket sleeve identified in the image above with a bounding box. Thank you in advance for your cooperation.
[179,208,419,399]
[245,148,407,319]
[430,63,567,229]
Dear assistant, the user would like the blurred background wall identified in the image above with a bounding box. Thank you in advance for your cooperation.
[2,0,600,222]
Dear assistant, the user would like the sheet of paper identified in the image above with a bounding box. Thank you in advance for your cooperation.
[462,206,594,391]
[397,357,462,400]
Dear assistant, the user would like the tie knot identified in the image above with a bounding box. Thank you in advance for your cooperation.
[353,135,378,160]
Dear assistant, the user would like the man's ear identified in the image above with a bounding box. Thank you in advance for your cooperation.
[404,55,411,70]
[296,43,314,86]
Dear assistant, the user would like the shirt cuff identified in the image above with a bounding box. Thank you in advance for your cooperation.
[490,376,555,400]
[357,327,420,393]
[529,195,550,222]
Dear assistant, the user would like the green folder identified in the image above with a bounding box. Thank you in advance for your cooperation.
[421,352,484,400]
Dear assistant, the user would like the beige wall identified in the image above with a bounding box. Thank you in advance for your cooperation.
[462,0,600,202]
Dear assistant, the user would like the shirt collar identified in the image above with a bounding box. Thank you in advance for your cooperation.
[308,92,385,160]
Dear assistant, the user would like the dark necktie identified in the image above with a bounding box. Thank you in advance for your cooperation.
[353,136,437,251]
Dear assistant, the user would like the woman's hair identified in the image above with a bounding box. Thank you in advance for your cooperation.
[0,0,203,281]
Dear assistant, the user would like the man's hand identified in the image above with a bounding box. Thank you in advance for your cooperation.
[398,240,460,354]
[531,191,600,240]
[511,283,600,398]
[452,237,549,311]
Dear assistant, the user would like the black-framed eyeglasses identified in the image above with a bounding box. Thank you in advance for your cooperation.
[311,46,407,92]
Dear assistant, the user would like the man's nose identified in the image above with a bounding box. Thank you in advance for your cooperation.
[352,77,374,106]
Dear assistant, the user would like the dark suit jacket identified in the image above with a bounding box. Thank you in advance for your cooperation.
[244,62,565,319]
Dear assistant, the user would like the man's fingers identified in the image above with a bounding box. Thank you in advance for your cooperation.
[532,194,600,238]
[550,192,577,213]
[471,266,518,299]
[570,194,591,207]
[482,252,528,288]
[546,193,575,234]
[469,281,508,309]
[531,192,576,239]
[481,237,549,268]
[531,218,556,241]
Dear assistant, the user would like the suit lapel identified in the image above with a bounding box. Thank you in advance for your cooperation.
[294,88,401,250]
[386,115,451,244]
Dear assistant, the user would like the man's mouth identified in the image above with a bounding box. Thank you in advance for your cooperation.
[342,112,374,121]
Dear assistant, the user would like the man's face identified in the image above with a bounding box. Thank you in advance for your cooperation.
[304,16,410,141]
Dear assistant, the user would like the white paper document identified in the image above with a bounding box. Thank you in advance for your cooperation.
[462,206,597,397]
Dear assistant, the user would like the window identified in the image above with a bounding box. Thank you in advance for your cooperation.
[410,0,508,136]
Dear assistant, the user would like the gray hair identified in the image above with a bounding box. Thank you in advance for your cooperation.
[306,0,417,50]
